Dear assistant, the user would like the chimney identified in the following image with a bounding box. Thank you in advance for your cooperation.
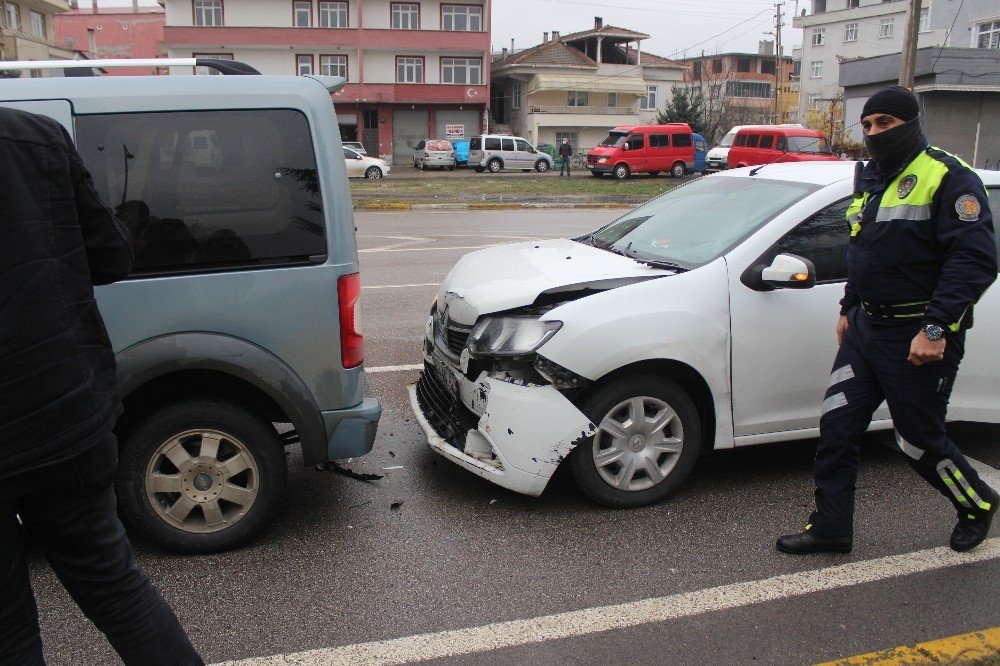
[91,1,98,13]
[552,30,560,40]
[594,16,603,29]
[759,40,774,56]
[510,38,515,53]
[501,47,508,58]
[543,32,549,43]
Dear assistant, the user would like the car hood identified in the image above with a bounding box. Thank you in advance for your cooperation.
[437,238,673,326]
[587,146,616,157]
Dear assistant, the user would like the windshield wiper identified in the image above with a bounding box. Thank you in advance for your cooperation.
[632,258,687,272]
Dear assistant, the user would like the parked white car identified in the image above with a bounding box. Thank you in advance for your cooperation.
[409,162,1000,506]
[344,147,389,179]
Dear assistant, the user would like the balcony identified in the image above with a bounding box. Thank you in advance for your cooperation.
[334,82,488,105]
[163,26,489,52]
[528,105,639,115]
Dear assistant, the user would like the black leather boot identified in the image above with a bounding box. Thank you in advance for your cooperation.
[950,486,998,552]
[776,530,853,554]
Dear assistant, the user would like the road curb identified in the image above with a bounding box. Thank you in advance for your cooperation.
[355,201,636,211]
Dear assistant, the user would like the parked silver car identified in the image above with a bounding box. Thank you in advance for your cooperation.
[468,134,553,173]
[412,139,456,171]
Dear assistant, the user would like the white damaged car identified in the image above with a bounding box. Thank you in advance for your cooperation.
[408,162,1000,507]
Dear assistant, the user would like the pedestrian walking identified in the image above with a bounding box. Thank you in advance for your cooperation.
[777,86,998,555]
[559,138,573,177]
[0,107,203,665]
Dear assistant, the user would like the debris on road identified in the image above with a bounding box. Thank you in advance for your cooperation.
[315,461,384,481]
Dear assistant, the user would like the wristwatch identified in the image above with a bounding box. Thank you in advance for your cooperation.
[922,323,945,341]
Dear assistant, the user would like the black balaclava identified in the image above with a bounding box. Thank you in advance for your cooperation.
[860,86,927,177]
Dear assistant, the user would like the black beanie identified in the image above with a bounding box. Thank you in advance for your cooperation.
[860,85,919,121]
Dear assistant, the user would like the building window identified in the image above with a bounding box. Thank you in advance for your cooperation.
[976,20,1000,49]
[194,0,223,26]
[5,2,20,30]
[725,81,772,98]
[692,61,702,79]
[736,58,751,73]
[555,131,578,153]
[712,59,723,73]
[396,56,424,83]
[296,54,313,75]
[567,90,589,107]
[320,54,347,78]
[392,3,419,30]
[441,57,480,84]
[511,82,522,109]
[442,4,482,31]
[808,93,822,109]
[640,85,657,110]
[811,28,825,46]
[760,59,776,75]
[919,6,930,32]
[294,1,312,27]
[846,0,859,7]
[193,52,233,75]
[319,2,348,27]
[607,92,617,107]
[810,60,823,78]
[29,9,44,38]
[879,17,894,38]
[844,22,858,41]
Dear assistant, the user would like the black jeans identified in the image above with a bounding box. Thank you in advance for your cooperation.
[0,433,203,666]
[560,156,571,176]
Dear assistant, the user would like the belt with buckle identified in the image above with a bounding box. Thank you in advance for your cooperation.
[860,300,929,319]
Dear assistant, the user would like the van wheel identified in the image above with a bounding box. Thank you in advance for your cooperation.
[535,159,550,173]
[487,158,503,173]
[569,376,700,508]
[671,162,687,178]
[365,166,383,179]
[116,400,287,553]
[613,163,630,180]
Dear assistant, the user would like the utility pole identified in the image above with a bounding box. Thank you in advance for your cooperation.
[899,0,922,88]
[774,2,783,123]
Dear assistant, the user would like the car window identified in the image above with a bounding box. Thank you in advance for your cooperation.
[427,140,452,151]
[788,136,833,154]
[343,148,360,159]
[627,134,645,150]
[515,139,532,152]
[695,138,707,152]
[470,137,482,150]
[600,132,628,148]
[746,134,760,148]
[734,134,747,147]
[501,138,515,152]
[672,134,692,148]
[719,130,738,147]
[777,137,787,151]
[484,137,501,150]
[585,176,820,268]
[650,134,669,148]
[760,135,774,149]
[76,109,327,276]
[768,198,852,283]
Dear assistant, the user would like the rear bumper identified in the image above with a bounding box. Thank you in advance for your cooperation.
[321,397,382,459]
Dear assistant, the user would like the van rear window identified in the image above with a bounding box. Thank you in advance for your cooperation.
[672,134,692,148]
[76,109,327,276]
[650,134,669,148]
[746,134,760,148]
[485,137,501,150]
[469,137,482,150]
[760,135,774,149]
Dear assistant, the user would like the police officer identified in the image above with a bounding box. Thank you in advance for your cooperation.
[777,86,998,555]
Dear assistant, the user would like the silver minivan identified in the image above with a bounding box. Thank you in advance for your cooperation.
[1,59,381,553]
[468,134,553,173]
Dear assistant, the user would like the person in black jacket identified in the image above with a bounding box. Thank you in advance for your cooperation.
[777,86,998,555]
[558,138,574,177]
[0,107,203,665]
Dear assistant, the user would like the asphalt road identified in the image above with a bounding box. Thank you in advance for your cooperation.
[30,209,1000,665]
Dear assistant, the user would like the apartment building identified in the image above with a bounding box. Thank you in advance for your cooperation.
[55,6,166,75]
[490,17,686,153]
[1,0,74,73]
[793,0,998,126]
[160,0,490,164]
[677,44,796,141]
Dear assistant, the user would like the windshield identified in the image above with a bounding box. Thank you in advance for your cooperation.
[600,132,628,148]
[580,176,820,268]
[718,130,738,148]
[787,136,832,154]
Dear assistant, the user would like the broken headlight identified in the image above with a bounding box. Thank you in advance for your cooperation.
[467,317,562,358]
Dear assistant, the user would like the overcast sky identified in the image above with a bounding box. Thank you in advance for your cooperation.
[78,0,802,56]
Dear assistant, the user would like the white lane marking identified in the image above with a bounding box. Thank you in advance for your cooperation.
[966,456,1000,491]
[366,364,422,374]
[359,244,501,253]
[213,539,1000,666]
[364,283,440,290]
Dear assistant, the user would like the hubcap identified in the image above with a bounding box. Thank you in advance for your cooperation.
[144,428,260,534]
[592,396,684,492]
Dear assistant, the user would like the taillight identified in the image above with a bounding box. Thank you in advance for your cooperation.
[338,273,364,368]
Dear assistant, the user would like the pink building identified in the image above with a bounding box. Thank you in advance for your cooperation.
[55,5,165,75]
[161,0,491,164]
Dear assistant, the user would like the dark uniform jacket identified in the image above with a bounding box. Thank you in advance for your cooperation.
[841,146,998,331]
[0,107,133,481]
[558,142,574,158]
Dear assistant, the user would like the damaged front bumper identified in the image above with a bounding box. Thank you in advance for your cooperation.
[407,359,595,496]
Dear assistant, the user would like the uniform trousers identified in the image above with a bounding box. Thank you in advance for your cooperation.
[0,432,203,666]
[810,305,996,538]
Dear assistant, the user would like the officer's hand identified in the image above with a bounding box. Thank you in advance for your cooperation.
[908,332,946,366]
[836,315,849,346]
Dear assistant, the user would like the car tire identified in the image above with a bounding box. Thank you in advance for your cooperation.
[474,167,485,173]
[569,376,700,508]
[671,162,687,178]
[613,163,630,180]
[591,171,603,178]
[487,158,503,173]
[116,400,287,553]
[535,160,550,173]
[365,166,383,179]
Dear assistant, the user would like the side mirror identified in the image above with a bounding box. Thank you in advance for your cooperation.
[761,253,816,289]
[623,143,630,151]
